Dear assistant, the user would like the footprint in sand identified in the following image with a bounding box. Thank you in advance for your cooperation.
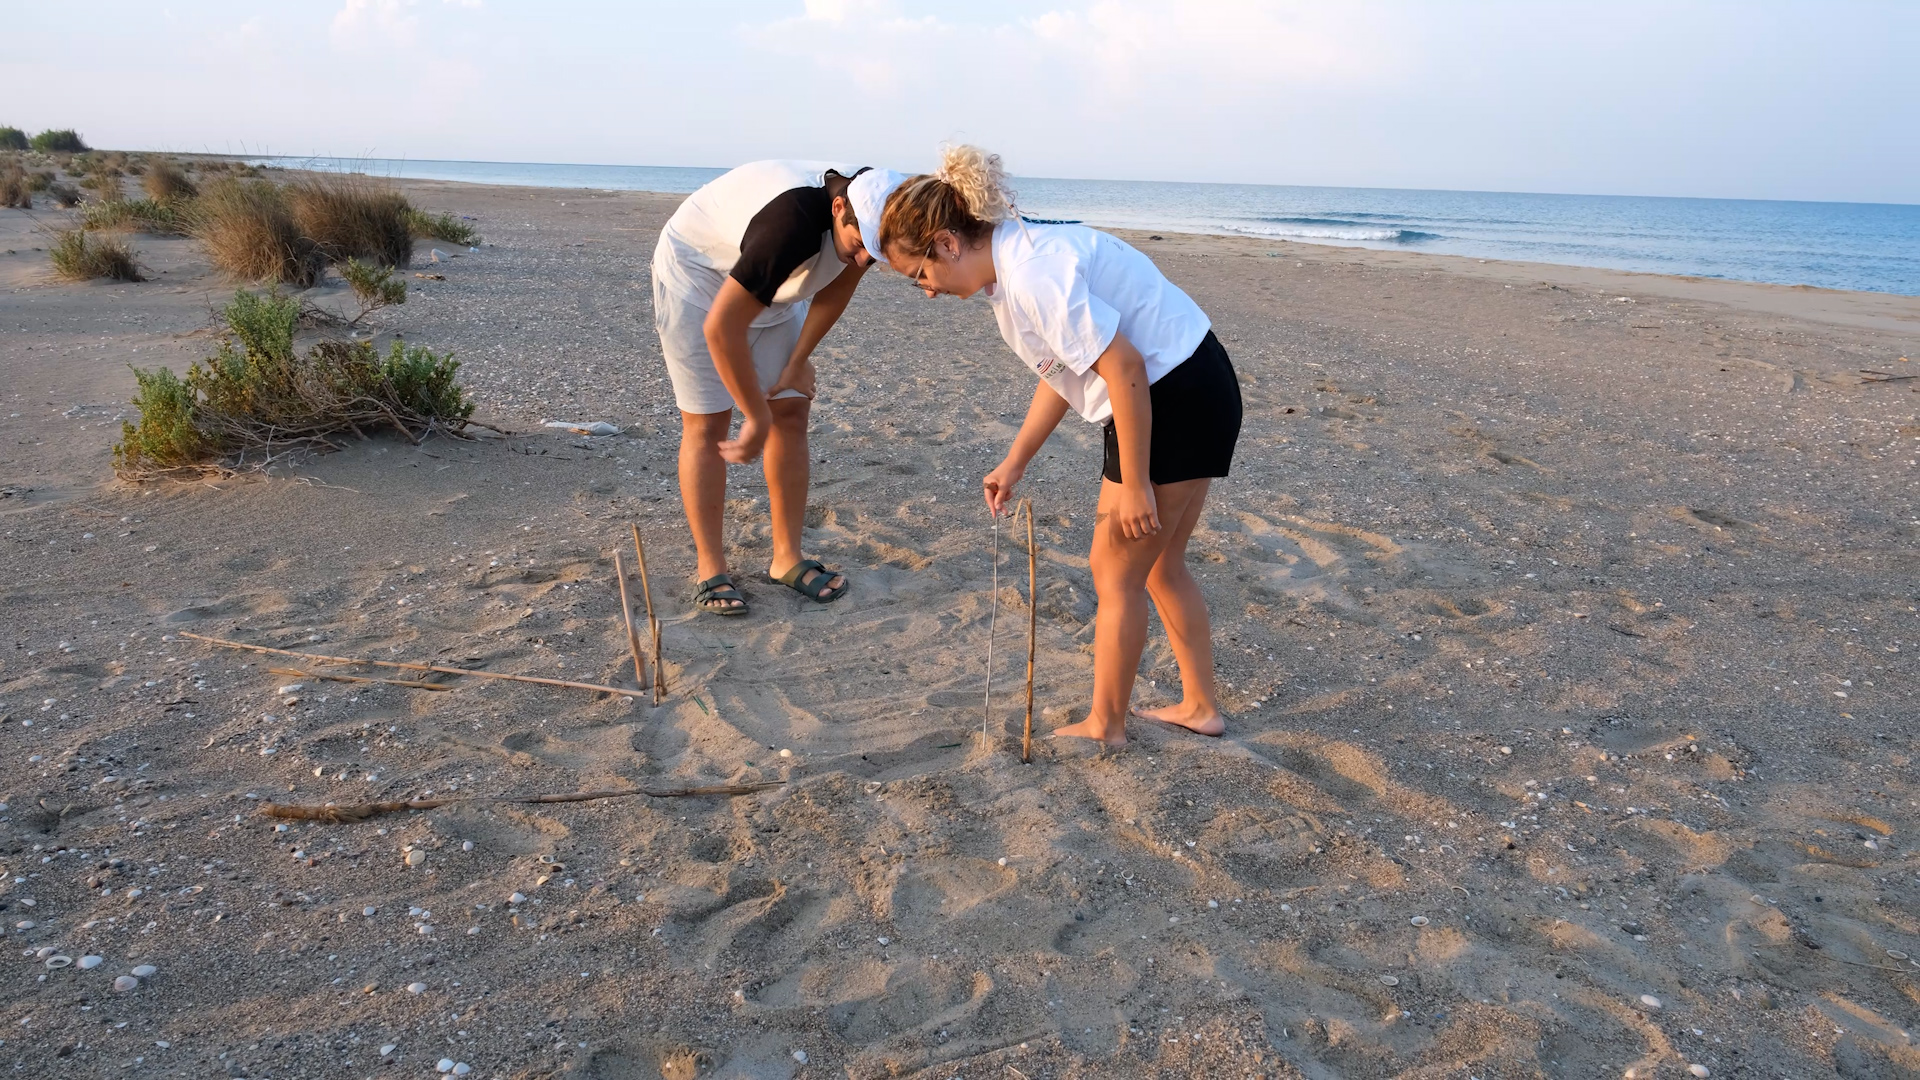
[1210,511,1442,607]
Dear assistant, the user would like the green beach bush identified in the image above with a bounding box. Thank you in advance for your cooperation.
[114,290,475,478]
[339,256,408,321]
[49,228,144,282]
[0,127,28,152]
[407,208,479,245]
[31,129,87,153]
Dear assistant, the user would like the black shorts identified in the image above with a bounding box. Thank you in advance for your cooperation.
[1102,330,1243,485]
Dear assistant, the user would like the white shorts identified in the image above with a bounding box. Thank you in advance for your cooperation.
[653,276,808,415]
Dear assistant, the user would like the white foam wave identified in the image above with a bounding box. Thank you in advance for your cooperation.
[1233,224,1408,242]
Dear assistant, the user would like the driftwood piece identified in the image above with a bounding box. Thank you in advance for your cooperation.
[630,523,663,702]
[268,666,450,691]
[1023,499,1037,764]
[614,551,648,690]
[180,632,634,697]
[260,780,786,823]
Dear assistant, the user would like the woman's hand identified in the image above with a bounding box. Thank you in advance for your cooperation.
[767,357,816,400]
[1110,483,1160,540]
[982,459,1024,517]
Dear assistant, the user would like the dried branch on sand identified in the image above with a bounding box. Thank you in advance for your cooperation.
[261,781,785,824]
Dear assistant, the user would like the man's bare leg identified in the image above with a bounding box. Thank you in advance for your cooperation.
[764,395,842,594]
[679,408,742,611]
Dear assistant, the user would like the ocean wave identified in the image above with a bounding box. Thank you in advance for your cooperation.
[1234,219,1437,243]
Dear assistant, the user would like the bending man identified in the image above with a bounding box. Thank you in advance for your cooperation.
[651,161,906,615]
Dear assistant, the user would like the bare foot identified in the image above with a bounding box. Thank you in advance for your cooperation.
[1049,717,1128,747]
[1132,703,1226,737]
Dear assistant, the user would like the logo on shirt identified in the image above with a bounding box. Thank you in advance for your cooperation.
[1033,357,1060,378]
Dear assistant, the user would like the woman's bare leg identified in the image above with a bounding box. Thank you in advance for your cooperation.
[1132,479,1225,735]
[1051,476,1209,746]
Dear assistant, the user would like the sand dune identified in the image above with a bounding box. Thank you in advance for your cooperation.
[0,179,1915,1078]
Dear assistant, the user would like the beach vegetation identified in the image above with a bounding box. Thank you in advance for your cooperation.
[83,196,193,235]
[113,289,475,478]
[31,129,87,153]
[0,127,28,152]
[0,163,31,209]
[49,228,144,282]
[287,172,413,267]
[338,257,408,322]
[193,177,326,286]
[143,159,197,203]
[28,170,53,192]
[82,169,124,200]
[407,208,479,245]
[47,182,81,208]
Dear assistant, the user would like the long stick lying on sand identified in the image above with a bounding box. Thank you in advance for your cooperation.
[268,666,451,692]
[1023,499,1037,765]
[630,523,663,701]
[180,633,634,697]
[260,780,786,823]
[613,551,648,690]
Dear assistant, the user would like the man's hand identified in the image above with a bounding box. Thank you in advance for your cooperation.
[1110,483,1160,540]
[982,459,1024,517]
[767,357,816,401]
[719,412,772,464]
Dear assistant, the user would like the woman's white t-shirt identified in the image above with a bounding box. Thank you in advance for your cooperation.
[983,221,1211,424]
[652,160,858,329]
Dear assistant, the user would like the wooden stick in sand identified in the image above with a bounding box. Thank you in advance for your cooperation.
[260,779,785,823]
[613,551,648,691]
[180,632,635,697]
[630,523,664,702]
[268,666,450,692]
[1023,499,1037,765]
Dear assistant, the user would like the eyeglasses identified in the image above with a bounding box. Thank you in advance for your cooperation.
[908,242,936,293]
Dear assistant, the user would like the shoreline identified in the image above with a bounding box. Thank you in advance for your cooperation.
[247,160,1920,304]
[385,173,1920,339]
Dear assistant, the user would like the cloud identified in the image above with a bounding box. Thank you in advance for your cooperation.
[331,0,421,49]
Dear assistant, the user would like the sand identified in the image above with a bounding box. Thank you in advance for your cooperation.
[0,174,1917,1079]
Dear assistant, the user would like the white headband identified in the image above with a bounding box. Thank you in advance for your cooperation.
[847,168,909,265]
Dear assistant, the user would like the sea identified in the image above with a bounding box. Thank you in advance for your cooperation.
[261,157,1920,297]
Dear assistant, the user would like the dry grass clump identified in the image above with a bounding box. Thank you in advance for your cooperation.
[0,163,31,209]
[0,127,28,152]
[193,177,325,286]
[49,228,145,282]
[143,159,197,203]
[113,290,475,478]
[28,170,53,192]
[47,182,81,208]
[82,169,124,200]
[82,197,191,235]
[287,173,413,266]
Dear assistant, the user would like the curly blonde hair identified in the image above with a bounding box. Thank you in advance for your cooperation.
[878,144,1017,259]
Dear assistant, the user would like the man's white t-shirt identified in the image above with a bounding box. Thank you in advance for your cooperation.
[983,221,1211,424]
[653,160,859,329]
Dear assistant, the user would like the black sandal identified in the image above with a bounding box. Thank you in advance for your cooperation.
[768,559,848,603]
[694,574,748,616]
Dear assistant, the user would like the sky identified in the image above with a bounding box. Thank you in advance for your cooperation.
[9,0,1918,204]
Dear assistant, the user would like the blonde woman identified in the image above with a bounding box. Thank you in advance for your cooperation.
[878,147,1242,745]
